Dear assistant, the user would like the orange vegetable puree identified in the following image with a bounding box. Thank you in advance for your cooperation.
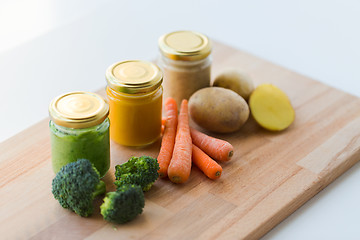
[106,86,162,146]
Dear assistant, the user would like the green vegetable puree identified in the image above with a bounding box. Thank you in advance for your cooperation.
[50,118,110,177]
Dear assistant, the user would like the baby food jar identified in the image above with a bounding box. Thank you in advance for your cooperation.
[106,60,163,147]
[49,91,110,177]
[158,30,212,105]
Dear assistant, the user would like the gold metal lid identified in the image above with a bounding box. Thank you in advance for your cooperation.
[158,30,212,61]
[106,60,163,94]
[49,91,109,129]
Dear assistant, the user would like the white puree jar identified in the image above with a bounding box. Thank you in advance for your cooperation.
[158,30,212,106]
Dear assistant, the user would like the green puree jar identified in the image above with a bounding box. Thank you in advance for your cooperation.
[49,91,110,177]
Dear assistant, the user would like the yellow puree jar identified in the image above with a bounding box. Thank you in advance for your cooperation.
[106,60,163,147]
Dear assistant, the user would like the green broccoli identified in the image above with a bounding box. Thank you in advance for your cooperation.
[114,156,159,191]
[52,159,106,217]
[100,184,145,224]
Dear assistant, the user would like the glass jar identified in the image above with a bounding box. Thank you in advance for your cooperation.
[49,91,110,177]
[158,30,212,105]
[106,60,163,147]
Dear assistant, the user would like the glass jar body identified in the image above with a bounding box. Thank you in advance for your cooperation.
[158,54,211,105]
[49,118,110,177]
[106,86,163,147]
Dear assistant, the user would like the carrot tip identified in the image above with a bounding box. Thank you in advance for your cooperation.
[228,150,234,158]
[170,176,183,184]
[215,171,222,177]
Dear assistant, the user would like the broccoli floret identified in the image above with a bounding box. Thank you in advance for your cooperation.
[114,156,159,191]
[100,184,145,224]
[52,159,106,217]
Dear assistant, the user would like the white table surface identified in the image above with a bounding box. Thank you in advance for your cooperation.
[1,0,359,239]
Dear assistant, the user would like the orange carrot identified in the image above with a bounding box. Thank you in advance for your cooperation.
[157,98,178,178]
[167,100,192,183]
[192,144,222,180]
[161,117,166,135]
[190,128,234,162]
[161,117,167,135]
[162,117,166,126]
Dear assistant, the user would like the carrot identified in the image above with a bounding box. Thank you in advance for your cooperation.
[167,100,192,184]
[192,144,222,180]
[161,117,166,134]
[157,98,178,178]
[161,125,165,135]
[161,117,166,126]
[190,128,234,162]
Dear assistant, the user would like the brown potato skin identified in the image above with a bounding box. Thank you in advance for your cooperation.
[213,69,254,101]
[189,87,249,133]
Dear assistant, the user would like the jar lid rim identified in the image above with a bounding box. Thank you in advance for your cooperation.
[49,91,109,128]
[106,60,163,94]
[158,30,212,61]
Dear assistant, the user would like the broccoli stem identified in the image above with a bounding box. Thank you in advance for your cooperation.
[142,182,154,192]
[92,180,106,198]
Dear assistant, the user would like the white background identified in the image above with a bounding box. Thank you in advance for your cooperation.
[0,0,359,239]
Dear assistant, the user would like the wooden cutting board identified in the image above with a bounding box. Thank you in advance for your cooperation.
[1,41,360,240]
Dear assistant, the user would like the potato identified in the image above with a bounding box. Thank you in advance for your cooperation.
[189,87,249,133]
[213,69,255,100]
[249,83,295,131]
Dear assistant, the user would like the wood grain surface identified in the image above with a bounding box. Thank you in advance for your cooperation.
[1,41,360,240]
